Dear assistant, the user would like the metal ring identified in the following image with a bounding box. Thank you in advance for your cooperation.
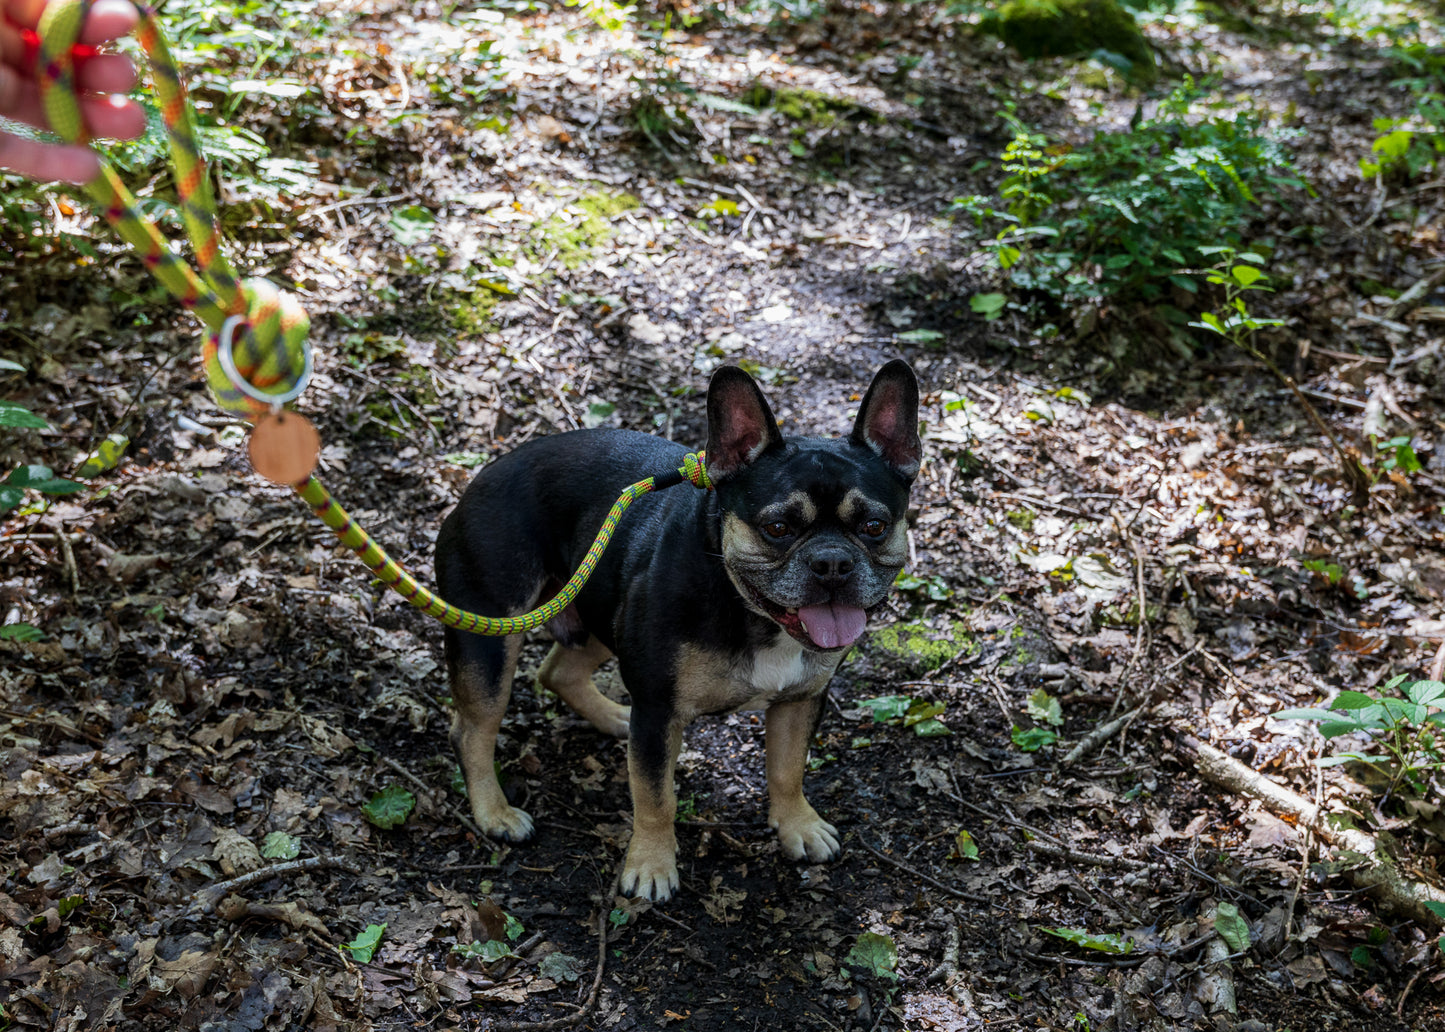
[215,314,313,406]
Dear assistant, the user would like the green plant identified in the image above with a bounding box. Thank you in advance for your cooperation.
[1276,675,1445,802]
[955,82,1305,316]
[1190,248,1370,499]
[1360,43,1445,180]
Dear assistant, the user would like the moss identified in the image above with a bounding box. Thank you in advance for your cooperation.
[871,620,976,675]
[988,0,1156,85]
[1007,508,1037,532]
[449,284,507,337]
[534,189,640,269]
[745,84,854,127]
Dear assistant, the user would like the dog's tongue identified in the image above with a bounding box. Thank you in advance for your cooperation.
[798,603,868,649]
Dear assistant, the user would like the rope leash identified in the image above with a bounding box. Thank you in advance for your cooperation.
[32,0,714,635]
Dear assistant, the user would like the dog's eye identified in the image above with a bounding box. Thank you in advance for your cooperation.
[762,521,791,540]
[860,519,887,538]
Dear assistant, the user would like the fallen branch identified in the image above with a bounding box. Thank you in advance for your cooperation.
[1384,264,1445,321]
[1176,735,1445,927]
[1063,707,1144,765]
[190,855,361,914]
[1026,839,1146,871]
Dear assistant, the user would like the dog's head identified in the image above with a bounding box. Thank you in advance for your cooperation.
[705,360,921,652]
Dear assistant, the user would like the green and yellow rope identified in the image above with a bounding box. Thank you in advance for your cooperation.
[32,0,714,636]
[36,0,308,421]
[296,452,712,635]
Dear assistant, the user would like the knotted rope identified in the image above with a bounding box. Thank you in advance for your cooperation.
[31,0,713,635]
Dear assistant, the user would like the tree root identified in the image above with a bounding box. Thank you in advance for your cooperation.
[1176,735,1445,927]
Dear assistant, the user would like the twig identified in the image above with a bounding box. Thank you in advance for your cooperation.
[859,840,990,903]
[1020,948,1146,969]
[1429,640,1445,684]
[1063,707,1144,766]
[190,856,361,914]
[492,869,620,1031]
[1397,967,1425,1022]
[57,524,80,596]
[1384,265,1445,321]
[1024,839,1146,870]
[1111,514,1150,700]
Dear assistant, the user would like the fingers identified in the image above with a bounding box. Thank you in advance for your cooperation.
[77,52,137,94]
[0,132,100,183]
[0,76,143,140]
[78,0,140,47]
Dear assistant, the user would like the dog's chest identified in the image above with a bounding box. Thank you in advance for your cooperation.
[675,637,840,716]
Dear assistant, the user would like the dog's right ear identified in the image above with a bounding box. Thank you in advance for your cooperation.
[706,366,784,482]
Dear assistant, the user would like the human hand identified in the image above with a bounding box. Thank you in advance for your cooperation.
[0,0,144,183]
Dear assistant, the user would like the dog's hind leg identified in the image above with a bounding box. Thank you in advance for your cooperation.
[446,629,533,842]
[537,636,629,738]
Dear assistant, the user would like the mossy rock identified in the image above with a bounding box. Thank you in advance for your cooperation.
[743,84,855,127]
[870,620,976,675]
[988,0,1157,85]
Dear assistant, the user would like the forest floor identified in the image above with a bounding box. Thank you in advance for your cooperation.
[3,0,1445,1029]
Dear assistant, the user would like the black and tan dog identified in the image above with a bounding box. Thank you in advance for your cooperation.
[434,360,920,899]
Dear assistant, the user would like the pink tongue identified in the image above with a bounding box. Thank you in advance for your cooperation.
[798,603,868,649]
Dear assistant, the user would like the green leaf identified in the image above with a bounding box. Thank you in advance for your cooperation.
[0,400,48,429]
[0,623,45,642]
[844,932,900,980]
[539,951,585,982]
[505,913,524,941]
[343,923,386,963]
[261,832,300,860]
[56,894,84,920]
[969,292,1008,319]
[1041,927,1132,954]
[75,434,130,478]
[951,829,980,861]
[1229,265,1265,288]
[1331,691,1379,711]
[896,328,944,344]
[453,939,515,962]
[912,717,951,737]
[361,784,416,829]
[1406,680,1445,707]
[0,358,24,372]
[699,198,741,217]
[6,465,83,495]
[0,485,24,512]
[582,400,617,429]
[857,695,913,724]
[694,93,760,116]
[387,204,437,246]
[1272,707,1338,722]
[1214,901,1250,953]
[1026,688,1063,727]
[1423,901,1445,922]
[1011,725,1057,752]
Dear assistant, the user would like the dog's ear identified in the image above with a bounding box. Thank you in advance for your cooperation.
[706,366,784,482]
[851,359,921,481]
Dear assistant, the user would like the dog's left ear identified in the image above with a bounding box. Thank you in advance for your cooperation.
[851,359,921,481]
[706,366,785,482]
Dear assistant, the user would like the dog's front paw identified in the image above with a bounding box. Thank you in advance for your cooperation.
[772,807,841,863]
[621,839,680,901]
[476,804,535,843]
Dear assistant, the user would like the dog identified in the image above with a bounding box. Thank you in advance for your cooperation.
[434,359,921,900]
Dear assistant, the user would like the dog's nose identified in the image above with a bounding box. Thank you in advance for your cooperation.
[809,549,855,587]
